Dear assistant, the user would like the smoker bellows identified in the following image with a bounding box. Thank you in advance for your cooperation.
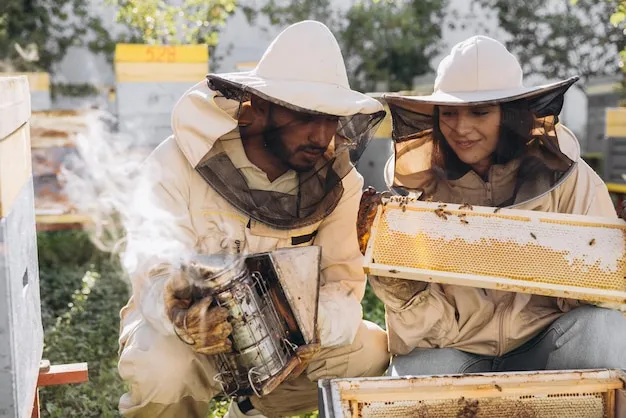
[187,246,320,398]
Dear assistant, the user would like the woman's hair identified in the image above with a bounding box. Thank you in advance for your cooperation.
[431,99,534,177]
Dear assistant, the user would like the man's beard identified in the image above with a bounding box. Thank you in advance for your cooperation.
[263,123,326,173]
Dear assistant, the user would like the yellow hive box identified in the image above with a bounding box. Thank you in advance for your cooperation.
[114,44,209,83]
[606,107,626,138]
[0,76,32,217]
[364,199,626,304]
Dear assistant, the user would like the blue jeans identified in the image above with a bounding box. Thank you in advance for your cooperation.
[389,306,626,376]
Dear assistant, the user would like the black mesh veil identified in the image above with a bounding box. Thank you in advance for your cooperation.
[384,79,579,207]
[195,76,385,230]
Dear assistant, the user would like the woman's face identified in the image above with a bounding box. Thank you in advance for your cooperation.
[439,105,501,174]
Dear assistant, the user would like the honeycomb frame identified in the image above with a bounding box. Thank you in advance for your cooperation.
[319,369,626,418]
[363,200,626,304]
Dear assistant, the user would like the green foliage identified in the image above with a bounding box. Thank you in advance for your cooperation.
[108,0,237,46]
[243,0,334,26]
[37,231,129,417]
[339,0,446,92]
[609,1,626,77]
[473,0,625,86]
[0,0,115,73]
[362,283,386,328]
[50,83,102,99]
[247,0,446,92]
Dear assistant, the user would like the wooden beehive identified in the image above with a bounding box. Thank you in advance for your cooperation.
[0,75,44,417]
[114,44,209,148]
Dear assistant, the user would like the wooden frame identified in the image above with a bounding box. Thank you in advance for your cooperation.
[31,361,89,418]
[363,201,626,305]
[319,369,626,418]
[35,214,92,232]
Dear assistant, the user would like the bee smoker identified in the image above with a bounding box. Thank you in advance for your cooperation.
[187,246,321,398]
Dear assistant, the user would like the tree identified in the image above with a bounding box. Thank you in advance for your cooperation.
[0,0,111,73]
[246,0,447,92]
[339,0,446,92]
[472,0,625,88]
[242,0,334,26]
[608,0,625,90]
[109,0,237,47]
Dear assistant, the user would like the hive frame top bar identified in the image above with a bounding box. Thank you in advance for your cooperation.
[376,199,626,227]
[364,199,626,304]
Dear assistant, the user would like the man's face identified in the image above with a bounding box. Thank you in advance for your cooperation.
[263,105,339,172]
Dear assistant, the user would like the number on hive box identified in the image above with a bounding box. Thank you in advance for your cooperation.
[145,46,177,63]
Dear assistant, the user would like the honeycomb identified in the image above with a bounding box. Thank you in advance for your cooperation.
[356,392,607,418]
[369,201,626,293]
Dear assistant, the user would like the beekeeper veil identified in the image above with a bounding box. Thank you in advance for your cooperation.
[176,21,385,230]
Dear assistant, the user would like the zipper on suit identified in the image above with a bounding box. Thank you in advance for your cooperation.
[486,167,493,205]
[497,294,515,356]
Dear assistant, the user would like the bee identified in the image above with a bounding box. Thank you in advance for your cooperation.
[426,195,434,202]
[589,238,596,246]
[493,207,501,213]
[434,208,448,220]
[443,210,452,216]
[460,219,469,225]
[401,204,407,212]
[437,203,448,209]
[459,203,473,210]
[530,232,537,240]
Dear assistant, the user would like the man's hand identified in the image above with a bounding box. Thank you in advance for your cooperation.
[164,268,233,355]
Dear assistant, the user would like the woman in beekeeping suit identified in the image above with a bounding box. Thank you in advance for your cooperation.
[365,35,626,376]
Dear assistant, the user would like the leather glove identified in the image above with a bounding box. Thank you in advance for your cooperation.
[357,186,383,255]
[164,266,233,355]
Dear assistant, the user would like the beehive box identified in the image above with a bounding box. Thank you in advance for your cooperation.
[114,44,208,147]
[363,199,626,305]
[0,75,44,417]
[318,369,626,418]
[29,109,89,223]
[1,72,51,111]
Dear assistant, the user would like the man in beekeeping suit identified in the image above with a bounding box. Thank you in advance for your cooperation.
[117,20,390,418]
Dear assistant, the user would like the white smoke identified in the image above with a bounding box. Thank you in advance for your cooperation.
[59,110,191,278]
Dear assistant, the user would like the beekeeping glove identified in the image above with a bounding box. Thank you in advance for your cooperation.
[368,275,429,312]
[357,186,383,255]
[164,267,233,355]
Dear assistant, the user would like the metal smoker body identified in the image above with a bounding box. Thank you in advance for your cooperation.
[190,246,321,397]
